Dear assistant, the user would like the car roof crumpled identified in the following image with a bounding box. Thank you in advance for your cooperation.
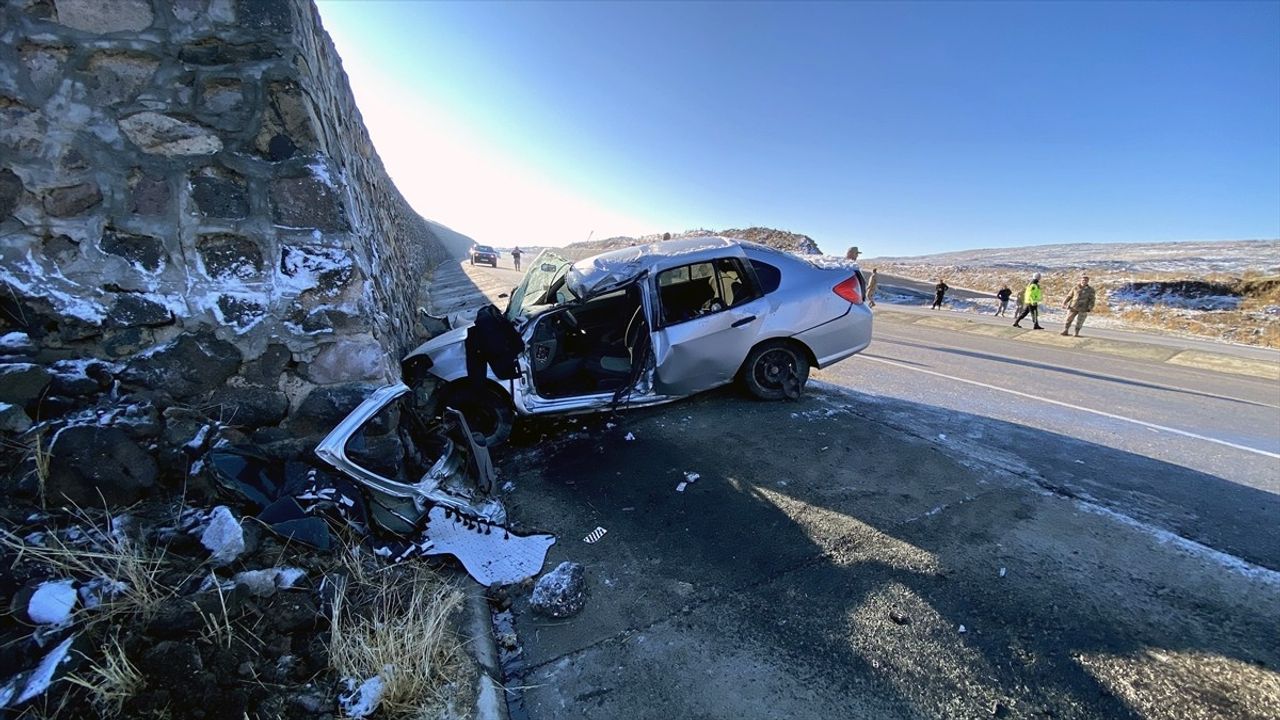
[565,236,740,298]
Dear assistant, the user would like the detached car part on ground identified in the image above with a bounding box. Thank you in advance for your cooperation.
[470,244,499,267]
[414,236,872,446]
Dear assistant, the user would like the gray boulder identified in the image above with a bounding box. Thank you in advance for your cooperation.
[121,331,242,399]
[0,363,51,404]
[46,425,158,506]
[530,562,587,618]
[0,402,32,433]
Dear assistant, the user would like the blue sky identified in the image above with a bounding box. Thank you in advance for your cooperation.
[316,1,1280,256]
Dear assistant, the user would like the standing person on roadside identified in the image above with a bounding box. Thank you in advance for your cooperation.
[845,246,860,262]
[931,278,949,309]
[1061,274,1096,336]
[995,284,1012,316]
[511,246,522,271]
[866,268,879,307]
[1013,273,1044,329]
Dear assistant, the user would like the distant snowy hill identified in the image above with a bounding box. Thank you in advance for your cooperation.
[866,239,1280,275]
[565,227,822,258]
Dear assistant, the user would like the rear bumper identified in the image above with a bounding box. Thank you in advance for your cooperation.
[794,305,872,368]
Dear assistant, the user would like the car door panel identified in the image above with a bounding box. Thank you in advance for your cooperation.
[653,295,768,396]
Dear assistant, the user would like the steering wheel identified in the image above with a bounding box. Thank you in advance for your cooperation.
[561,309,580,331]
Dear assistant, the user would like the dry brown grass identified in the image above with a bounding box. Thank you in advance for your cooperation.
[329,549,471,719]
[65,634,146,717]
[0,509,173,625]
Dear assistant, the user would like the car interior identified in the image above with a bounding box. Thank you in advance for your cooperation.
[656,258,753,325]
[527,284,649,398]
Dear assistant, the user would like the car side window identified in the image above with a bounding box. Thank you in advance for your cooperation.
[657,258,758,326]
[748,259,781,294]
[714,257,760,308]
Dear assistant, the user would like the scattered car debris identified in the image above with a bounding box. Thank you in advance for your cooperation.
[684,471,701,483]
[531,562,587,618]
[382,506,554,587]
[676,482,687,493]
[200,506,245,566]
[0,635,77,709]
[958,624,967,634]
[624,432,635,441]
[999,567,1007,578]
[27,580,77,625]
[889,609,911,625]
[583,527,608,544]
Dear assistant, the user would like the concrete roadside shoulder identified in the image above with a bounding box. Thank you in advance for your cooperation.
[463,580,508,720]
[873,308,1280,381]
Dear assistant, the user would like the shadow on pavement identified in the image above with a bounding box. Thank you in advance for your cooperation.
[496,387,1279,719]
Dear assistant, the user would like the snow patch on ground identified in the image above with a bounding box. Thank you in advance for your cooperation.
[1109,282,1242,311]
[28,580,77,625]
[200,506,245,565]
[339,671,388,718]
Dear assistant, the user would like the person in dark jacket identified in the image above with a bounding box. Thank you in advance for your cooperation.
[931,279,949,309]
[995,285,1012,316]
[511,246,522,271]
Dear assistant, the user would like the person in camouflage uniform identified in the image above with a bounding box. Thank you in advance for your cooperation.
[1061,274,1097,336]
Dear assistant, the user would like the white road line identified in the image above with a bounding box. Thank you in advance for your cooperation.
[857,355,1280,460]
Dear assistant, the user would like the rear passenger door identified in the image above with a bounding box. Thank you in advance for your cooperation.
[651,256,768,396]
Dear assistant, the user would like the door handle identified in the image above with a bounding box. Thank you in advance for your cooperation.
[731,316,756,328]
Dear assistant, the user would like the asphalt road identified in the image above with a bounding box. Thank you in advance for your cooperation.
[422,261,1280,719]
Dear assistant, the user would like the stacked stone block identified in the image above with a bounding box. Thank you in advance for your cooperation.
[0,0,451,501]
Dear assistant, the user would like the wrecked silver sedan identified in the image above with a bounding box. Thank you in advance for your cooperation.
[404,236,872,445]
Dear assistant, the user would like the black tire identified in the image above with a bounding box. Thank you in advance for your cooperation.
[741,340,810,401]
[440,381,514,447]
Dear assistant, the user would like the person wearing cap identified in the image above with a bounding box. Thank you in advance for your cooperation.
[1013,273,1044,329]
[1061,274,1097,336]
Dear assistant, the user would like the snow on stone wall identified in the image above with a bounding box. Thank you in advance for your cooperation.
[0,0,452,498]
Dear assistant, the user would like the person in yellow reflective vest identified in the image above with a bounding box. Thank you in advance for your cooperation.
[1012,273,1045,329]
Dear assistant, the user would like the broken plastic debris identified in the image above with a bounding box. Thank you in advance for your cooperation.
[28,580,76,625]
[200,506,245,565]
[675,482,687,493]
[583,527,607,544]
[383,506,555,587]
[937,433,947,440]
[606,422,616,429]
[998,567,1007,578]
[684,471,700,482]
[958,624,967,634]
[338,669,388,719]
[624,432,635,441]
[0,635,76,709]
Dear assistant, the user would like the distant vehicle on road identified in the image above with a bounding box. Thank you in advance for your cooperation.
[403,237,873,444]
[470,245,499,267]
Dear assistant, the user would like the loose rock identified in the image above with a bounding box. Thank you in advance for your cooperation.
[530,561,587,618]
[46,425,159,506]
[0,363,51,404]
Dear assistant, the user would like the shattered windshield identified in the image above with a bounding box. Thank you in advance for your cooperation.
[505,249,572,322]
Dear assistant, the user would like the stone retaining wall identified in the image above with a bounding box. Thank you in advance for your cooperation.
[0,0,453,500]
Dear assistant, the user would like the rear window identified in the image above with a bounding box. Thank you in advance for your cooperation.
[750,260,782,294]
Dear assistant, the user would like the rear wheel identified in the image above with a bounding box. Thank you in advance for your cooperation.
[440,381,514,447]
[742,340,810,401]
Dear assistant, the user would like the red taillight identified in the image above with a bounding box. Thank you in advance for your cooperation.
[833,275,862,304]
